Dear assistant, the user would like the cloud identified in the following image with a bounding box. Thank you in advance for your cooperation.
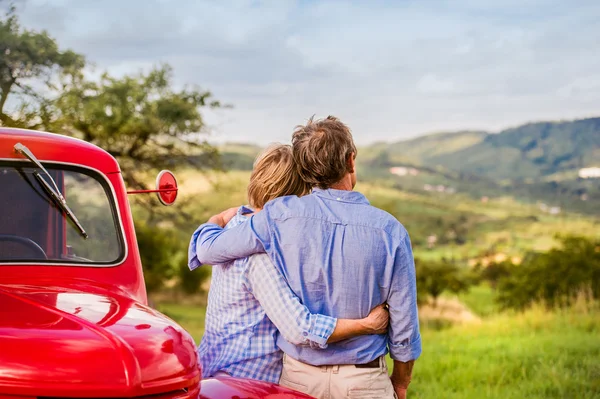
[417,74,455,94]
[13,0,600,144]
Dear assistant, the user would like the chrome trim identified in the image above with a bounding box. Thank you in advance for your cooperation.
[0,158,129,268]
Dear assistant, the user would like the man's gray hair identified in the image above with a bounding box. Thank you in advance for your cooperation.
[291,115,357,189]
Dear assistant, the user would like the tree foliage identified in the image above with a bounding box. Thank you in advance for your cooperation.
[476,260,512,290]
[54,65,222,189]
[415,258,472,306]
[0,5,84,127]
[497,236,600,310]
[134,221,186,293]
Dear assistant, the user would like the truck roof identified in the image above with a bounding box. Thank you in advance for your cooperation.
[0,128,120,174]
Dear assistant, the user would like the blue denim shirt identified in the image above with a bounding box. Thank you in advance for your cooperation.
[194,188,421,365]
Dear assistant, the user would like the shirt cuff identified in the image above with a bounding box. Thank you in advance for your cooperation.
[187,223,222,270]
[389,334,422,362]
[305,314,337,349]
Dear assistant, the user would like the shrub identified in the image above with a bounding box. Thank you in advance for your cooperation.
[416,258,472,306]
[497,236,600,310]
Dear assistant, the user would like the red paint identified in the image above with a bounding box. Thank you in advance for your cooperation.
[127,187,179,194]
[0,128,311,399]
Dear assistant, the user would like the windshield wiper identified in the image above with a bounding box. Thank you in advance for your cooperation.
[14,142,88,239]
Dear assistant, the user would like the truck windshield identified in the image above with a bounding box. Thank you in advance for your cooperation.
[0,161,124,265]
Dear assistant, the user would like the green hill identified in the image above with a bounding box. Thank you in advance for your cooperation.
[364,117,600,179]
[429,118,600,179]
[361,130,488,166]
[360,117,600,214]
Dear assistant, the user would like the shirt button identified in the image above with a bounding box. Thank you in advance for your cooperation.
[303,332,308,336]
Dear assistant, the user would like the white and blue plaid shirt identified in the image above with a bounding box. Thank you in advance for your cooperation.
[189,206,337,383]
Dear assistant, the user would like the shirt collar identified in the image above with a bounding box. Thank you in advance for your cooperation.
[311,187,370,205]
[238,205,254,216]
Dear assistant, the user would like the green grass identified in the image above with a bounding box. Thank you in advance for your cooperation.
[157,299,600,399]
[449,284,499,318]
[387,303,600,398]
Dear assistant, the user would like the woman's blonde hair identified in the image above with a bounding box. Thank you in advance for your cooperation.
[247,143,310,209]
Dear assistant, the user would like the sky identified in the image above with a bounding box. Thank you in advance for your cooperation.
[13,0,600,145]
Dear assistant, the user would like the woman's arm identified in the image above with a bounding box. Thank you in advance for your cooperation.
[328,304,388,343]
[244,254,388,348]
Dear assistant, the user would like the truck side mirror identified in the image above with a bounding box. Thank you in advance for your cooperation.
[127,170,178,206]
[156,170,178,206]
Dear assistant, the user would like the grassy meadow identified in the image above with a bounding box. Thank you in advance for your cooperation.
[151,166,600,398]
[157,295,600,399]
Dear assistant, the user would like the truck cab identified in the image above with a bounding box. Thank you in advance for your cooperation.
[0,128,312,399]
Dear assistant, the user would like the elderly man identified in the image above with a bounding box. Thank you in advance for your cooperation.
[193,116,421,399]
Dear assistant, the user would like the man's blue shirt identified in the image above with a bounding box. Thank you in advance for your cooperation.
[194,188,421,365]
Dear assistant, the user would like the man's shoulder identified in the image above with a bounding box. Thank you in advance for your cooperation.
[365,205,409,238]
[264,193,408,238]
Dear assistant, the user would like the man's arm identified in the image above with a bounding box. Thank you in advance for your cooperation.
[244,254,388,348]
[391,360,415,399]
[387,230,421,397]
[189,208,271,267]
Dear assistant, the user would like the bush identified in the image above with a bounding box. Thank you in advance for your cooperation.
[497,236,600,310]
[416,258,472,306]
[135,221,183,293]
[179,262,212,294]
[477,260,513,290]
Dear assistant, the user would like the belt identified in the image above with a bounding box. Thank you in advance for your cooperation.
[354,358,380,368]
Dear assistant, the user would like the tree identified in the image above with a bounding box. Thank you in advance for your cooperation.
[415,258,471,306]
[477,260,512,290]
[0,4,84,128]
[54,65,222,191]
[497,236,600,310]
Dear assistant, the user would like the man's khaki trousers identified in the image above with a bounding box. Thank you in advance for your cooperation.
[279,353,396,399]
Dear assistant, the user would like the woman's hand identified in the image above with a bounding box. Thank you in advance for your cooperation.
[362,303,389,334]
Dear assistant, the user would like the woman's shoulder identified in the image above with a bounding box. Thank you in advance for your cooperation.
[224,205,254,229]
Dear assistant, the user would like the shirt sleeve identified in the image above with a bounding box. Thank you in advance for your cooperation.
[243,253,337,349]
[387,229,422,362]
[190,210,271,267]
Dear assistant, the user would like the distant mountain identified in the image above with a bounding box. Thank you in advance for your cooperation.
[360,117,600,214]
[361,130,488,166]
[218,143,262,170]
[367,117,600,181]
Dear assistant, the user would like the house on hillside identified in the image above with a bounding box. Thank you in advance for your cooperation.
[389,166,419,176]
[579,167,600,179]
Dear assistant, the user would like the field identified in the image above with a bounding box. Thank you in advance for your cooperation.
[152,166,600,398]
[401,301,600,398]
[156,296,600,399]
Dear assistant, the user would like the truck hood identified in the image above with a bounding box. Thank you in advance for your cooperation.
[0,283,199,398]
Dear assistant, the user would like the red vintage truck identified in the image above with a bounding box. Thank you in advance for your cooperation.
[0,128,313,399]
